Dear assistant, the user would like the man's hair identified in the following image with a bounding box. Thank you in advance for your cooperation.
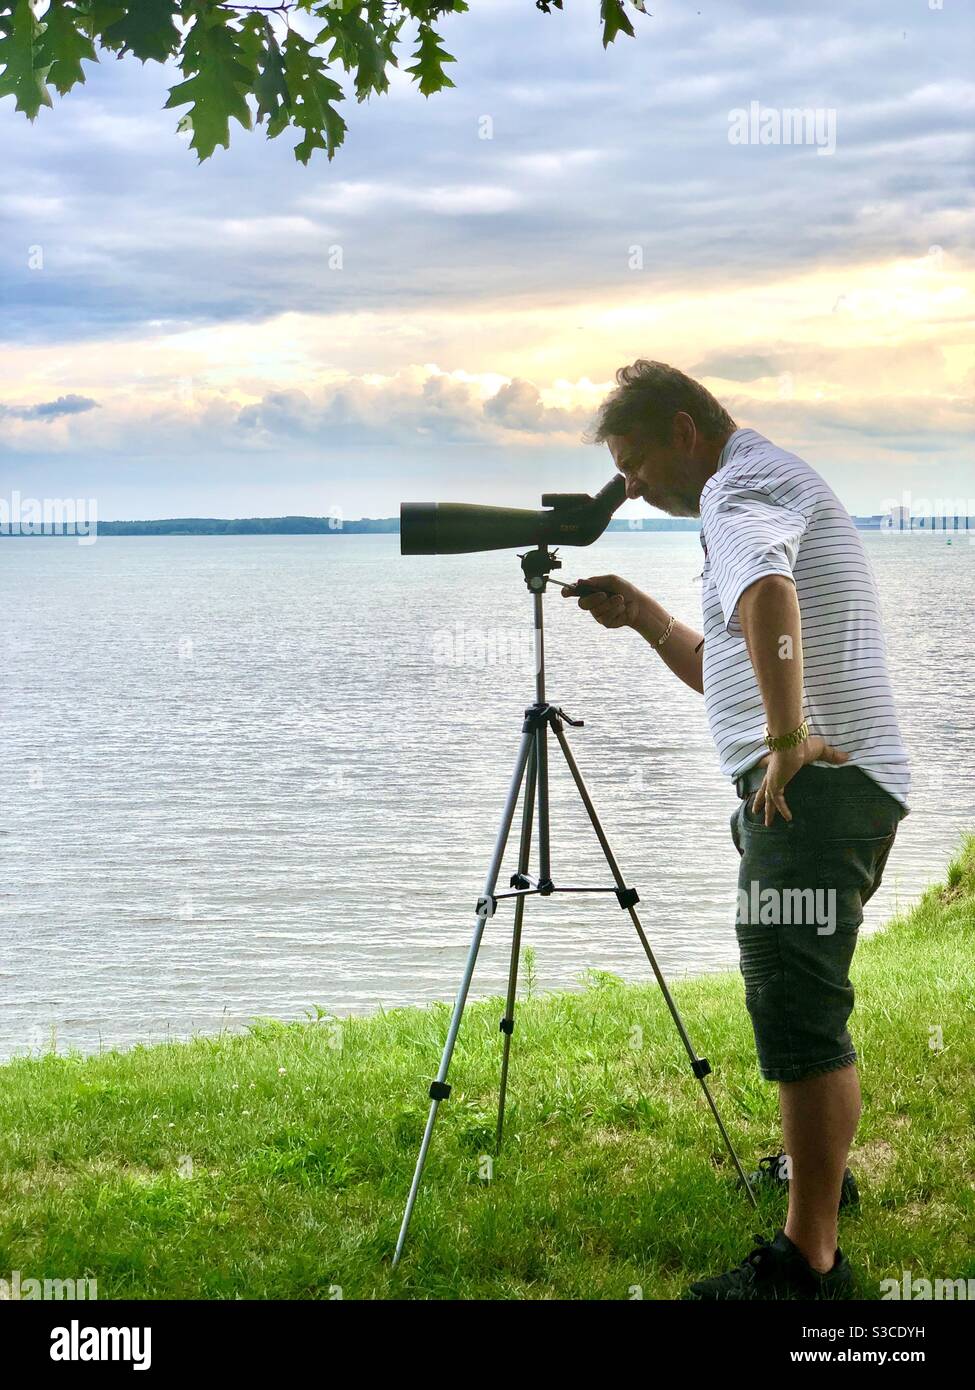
[590,360,736,446]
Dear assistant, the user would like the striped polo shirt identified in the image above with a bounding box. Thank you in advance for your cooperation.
[699,428,911,810]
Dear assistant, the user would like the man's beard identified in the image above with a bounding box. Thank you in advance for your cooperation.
[657,492,700,519]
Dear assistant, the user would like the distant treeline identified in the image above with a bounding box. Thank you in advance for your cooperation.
[81,515,907,536]
[57,515,706,536]
[91,516,400,536]
[75,515,706,536]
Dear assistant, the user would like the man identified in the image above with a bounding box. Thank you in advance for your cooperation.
[563,360,909,1300]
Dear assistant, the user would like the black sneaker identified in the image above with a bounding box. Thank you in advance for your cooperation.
[684,1231,854,1301]
[745,1151,859,1209]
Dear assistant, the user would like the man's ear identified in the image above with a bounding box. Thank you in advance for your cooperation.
[672,411,696,451]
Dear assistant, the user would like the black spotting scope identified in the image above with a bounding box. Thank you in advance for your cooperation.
[400,474,626,555]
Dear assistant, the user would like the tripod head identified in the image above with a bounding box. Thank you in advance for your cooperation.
[519,544,562,592]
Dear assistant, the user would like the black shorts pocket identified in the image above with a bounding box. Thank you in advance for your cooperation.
[811,831,899,920]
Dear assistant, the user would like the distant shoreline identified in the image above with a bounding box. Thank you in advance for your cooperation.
[4,514,970,537]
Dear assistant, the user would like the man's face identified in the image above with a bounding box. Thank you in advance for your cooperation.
[606,426,701,518]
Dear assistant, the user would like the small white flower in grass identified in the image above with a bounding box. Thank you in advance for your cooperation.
[278,1067,287,1076]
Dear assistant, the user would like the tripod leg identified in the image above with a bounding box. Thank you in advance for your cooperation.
[550,720,758,1208]
[392,726,537,1268]
[495,741,537,1153]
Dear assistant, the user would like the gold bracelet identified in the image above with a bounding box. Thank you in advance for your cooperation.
[764,718,809,752]
[656,614,676,648]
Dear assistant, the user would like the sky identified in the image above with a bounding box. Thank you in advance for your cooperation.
[0,0,972,521]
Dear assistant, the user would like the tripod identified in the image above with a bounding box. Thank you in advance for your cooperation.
[392,543,756,1267]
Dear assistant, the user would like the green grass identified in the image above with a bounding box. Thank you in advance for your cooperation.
[2,837,973,1300]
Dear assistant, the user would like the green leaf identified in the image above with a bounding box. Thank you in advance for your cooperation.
[600,0,635,47]
[103,0,179,64]
[320,3,396,102]
[242,15,290,130]
[38,0,99,97]
[405,21,456,97]
[74,2,127,50]
[282,29,347,164]
[0,0,52,121]
[164,13,253,161]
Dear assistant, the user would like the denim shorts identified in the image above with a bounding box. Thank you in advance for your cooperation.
[729,764,904,1083]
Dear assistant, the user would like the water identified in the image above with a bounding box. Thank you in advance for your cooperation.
[2,531,973,1060]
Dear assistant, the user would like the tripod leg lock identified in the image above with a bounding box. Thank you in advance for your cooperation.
[510,872,531,889]
[475,895,496,919]
[429,1081,452,1101]
[615,886,640,909]
[555,707,584,728]
[499,1017,515,1036]
[691,1058,712,1080]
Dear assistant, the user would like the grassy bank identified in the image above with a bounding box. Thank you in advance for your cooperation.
[2,838,973,1300]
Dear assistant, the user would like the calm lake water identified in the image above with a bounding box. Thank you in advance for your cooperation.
[2,531,973,1060]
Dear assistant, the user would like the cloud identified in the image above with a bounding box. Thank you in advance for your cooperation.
[690,353,779,383]
[234,371,584,447]
[483,378,580,432]
[300,181,522,217]
[0,393,99,422]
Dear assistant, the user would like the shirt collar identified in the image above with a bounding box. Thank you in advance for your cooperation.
[717,427,749,471]
[701,428,756,502]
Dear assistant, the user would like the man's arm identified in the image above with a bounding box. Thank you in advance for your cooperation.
[631,594,704,695]
[562,574,704,695]
[737,574,804,736]
[737,574,848,823]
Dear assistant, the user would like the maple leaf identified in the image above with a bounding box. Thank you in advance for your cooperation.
[321,3,396,103]
[282,29,347,164]
[37,0,99,97]
[601,0,635,47]
[0,0,53,121]
[405,21,456,97]
[103,0,180,64]
[75,2,127,50]
[238,14,290,131]
[164,13,253,161]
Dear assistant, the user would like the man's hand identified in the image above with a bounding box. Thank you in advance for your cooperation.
[752,736,850,826]
[561,573,643,630]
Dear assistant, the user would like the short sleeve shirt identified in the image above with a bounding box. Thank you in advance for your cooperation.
[699,428,911,809]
